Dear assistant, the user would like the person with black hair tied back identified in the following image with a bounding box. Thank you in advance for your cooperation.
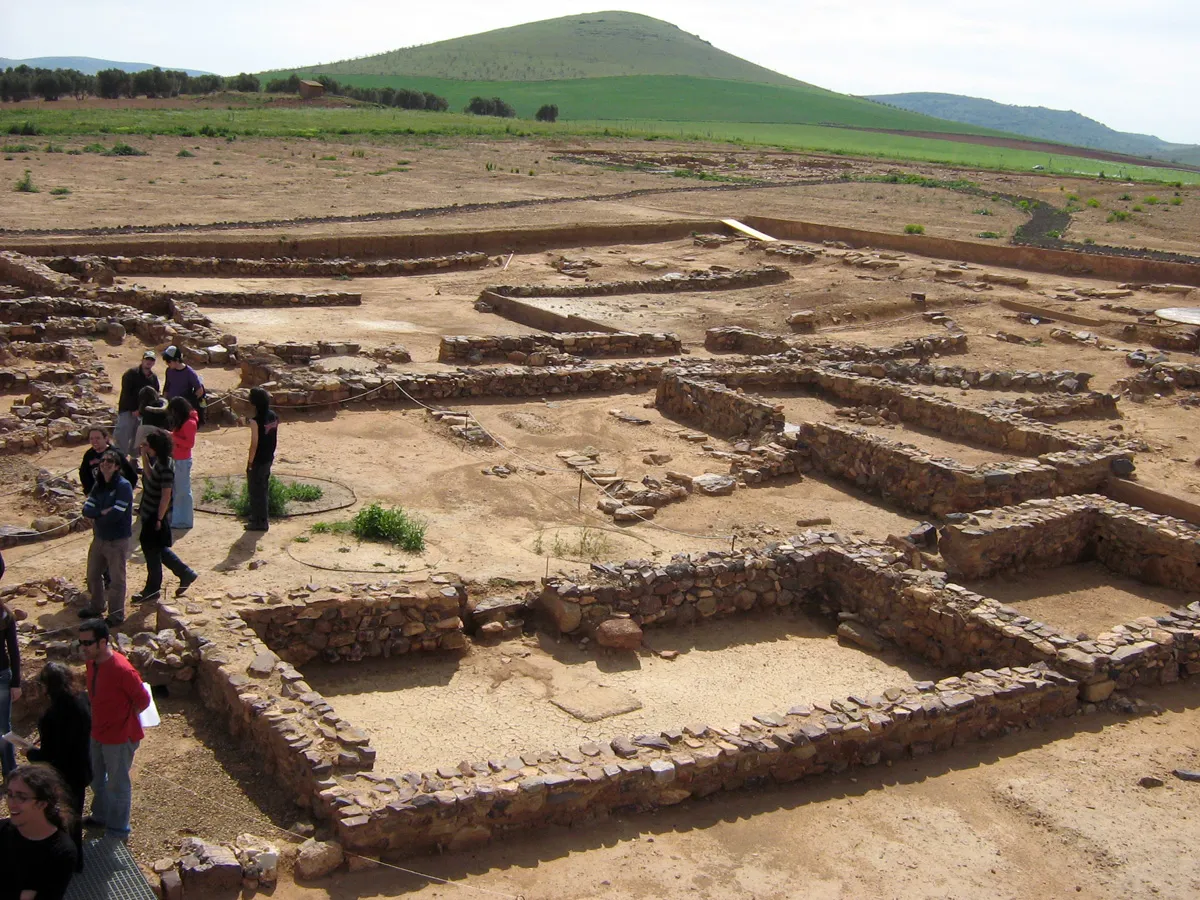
[0,763,79,899]
[167,396,198,530]
[245,387,278,533]
[134,385,169,476]
[25,663,90,871]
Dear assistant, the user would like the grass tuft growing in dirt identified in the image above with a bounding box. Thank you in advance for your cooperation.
[202,476,323,517]
[312,502,426,552]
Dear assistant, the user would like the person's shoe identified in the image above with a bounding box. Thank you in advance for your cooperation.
[104,612,125,627]
[174,572,198,597]
[77,608,103,619]
[130,590,160,604]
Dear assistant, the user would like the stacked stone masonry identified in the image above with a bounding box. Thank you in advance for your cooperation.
[99,287,362,309]
[487,266,790,299]
[655,371,785,437]
[438,331,682,363]
[0,251,79,296]
[44,251,490,278]
[704,327,969,360]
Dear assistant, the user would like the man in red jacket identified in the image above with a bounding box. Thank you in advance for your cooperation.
[79,619,149,840]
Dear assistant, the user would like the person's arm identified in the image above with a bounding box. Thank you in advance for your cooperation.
[106,479,133,527]
[191,368,205,399]
[122,661,151,714]
[246,422,258,471]
[78,453,94,495]
[121,451,138,489]
[157,481,173,527]
[4,619,19,694]
[81,483,102,520]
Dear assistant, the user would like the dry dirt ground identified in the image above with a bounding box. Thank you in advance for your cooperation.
[3,133,1200,899]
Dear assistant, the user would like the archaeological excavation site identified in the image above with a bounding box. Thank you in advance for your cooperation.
[3,142,1200,899]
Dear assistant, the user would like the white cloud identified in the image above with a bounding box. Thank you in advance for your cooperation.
[3,1,1197,142]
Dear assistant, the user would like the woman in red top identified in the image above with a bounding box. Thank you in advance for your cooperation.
[167,397,198,530]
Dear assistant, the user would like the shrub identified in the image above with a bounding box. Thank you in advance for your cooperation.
[1170,196,1183,206]
[315,502,426,552]
[49,186,70,195]
[202,476,322,518]
[7,121,41,136]
[105,142,147,156]
[1085,198,1101,208]
[977,231,1002,239]
[1143,196,1159,205]
[81,142,106,153]
[1046,229,1061,238]
[1107,210,1131,222]
[903,223,925,234]
[1132,204,1144,212]
[1016,200,1031,211]
[535,104,559,123]
[973,207,993,216]
[177,149,194,157]
[1083,238,1095,244]
[13,169,37,193]
[1,144,35,153]
[1119,193,1133,201]
[1066,193,1080,201]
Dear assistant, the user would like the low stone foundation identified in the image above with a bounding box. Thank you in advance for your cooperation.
[487,265,790,299]
[438,331,682,364]
[45,251,490,279]
[99,287,362,309]
[705,327,969,360]
[655,371,784,437]
[0,251,78,296]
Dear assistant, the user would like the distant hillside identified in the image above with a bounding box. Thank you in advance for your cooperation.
[868,92,1200,167]
[0,56,212,77]
[294,11,808,85]
[270,12,1008,136]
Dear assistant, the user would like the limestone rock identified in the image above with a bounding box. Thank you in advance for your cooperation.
[692,474,736,496]
[31,515,68,534]
[179,838,242,894]
[594,617,643,650]
[234,833,279,885]
[295,839,344,880]
[613,504,656,522]
[837,620,885,653]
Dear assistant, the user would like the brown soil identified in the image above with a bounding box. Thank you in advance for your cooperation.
[3,130,1200,896]
[306,612,942,773]
[963,561,1192,637]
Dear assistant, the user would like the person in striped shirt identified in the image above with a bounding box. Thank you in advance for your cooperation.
[134,430,197,603]
[79,450,133,627]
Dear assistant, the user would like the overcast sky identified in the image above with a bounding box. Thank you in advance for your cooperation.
[4,1,1197,143]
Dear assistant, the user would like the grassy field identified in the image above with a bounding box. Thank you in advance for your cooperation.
[289,74,1006,135]
[4,105,1197,185]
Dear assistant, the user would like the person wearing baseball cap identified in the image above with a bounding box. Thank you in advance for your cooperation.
[114,351,159,455]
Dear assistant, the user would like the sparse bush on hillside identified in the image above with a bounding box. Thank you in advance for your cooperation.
[1085,198,1100,208]
[903,223,925,234]
[1107,210,1131,222]
[465,96,516,118]
[13,169,37,193]
[1118,193,1133,201]
[535,104,559,122]
[1143,195,1159,205]
[977,231,1002,239]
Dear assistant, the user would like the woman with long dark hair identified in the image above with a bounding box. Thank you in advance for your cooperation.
[0,763,79,898]
[25,662,91,870]
[134,430,197,603]
[245,387,279,533]
[167,396,198,530]
[0,589,20,782]
[134,385,169,475]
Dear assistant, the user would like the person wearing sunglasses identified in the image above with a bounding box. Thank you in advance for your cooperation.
[0,763,78,899]
[77,620,149,843]
[79,450,134,627]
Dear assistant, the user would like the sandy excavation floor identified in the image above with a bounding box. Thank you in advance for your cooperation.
[305,612,943,773]
[3,131,1200,896]
[963,561,1193,638]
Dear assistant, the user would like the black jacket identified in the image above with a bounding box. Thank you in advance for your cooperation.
[79,445,138,495]
[27,691,92,795]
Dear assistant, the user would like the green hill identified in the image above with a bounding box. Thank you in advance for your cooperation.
[293,11,804,84]
[869,92,1200,166]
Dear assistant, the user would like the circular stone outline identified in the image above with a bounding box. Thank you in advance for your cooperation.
[195,473,356,518]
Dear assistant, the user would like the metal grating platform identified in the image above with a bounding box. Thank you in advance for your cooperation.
[65,835,156,900]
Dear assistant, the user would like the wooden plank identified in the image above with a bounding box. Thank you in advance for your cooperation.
[722,218,777,242]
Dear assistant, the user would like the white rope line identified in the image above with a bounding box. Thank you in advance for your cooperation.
[133,768,525,899]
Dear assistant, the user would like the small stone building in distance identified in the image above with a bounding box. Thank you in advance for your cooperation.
[298,80,326,100]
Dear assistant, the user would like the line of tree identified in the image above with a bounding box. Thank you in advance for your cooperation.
[263,73,449,111]
[464,96,516,118]
[1,65,261,101]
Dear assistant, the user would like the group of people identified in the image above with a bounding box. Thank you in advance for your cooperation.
[2,597,151,899]
[78,348,280,625]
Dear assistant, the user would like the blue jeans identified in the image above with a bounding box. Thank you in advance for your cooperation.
[171,457,194,529]
[0,668,14,777]
[89,738,139,835]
